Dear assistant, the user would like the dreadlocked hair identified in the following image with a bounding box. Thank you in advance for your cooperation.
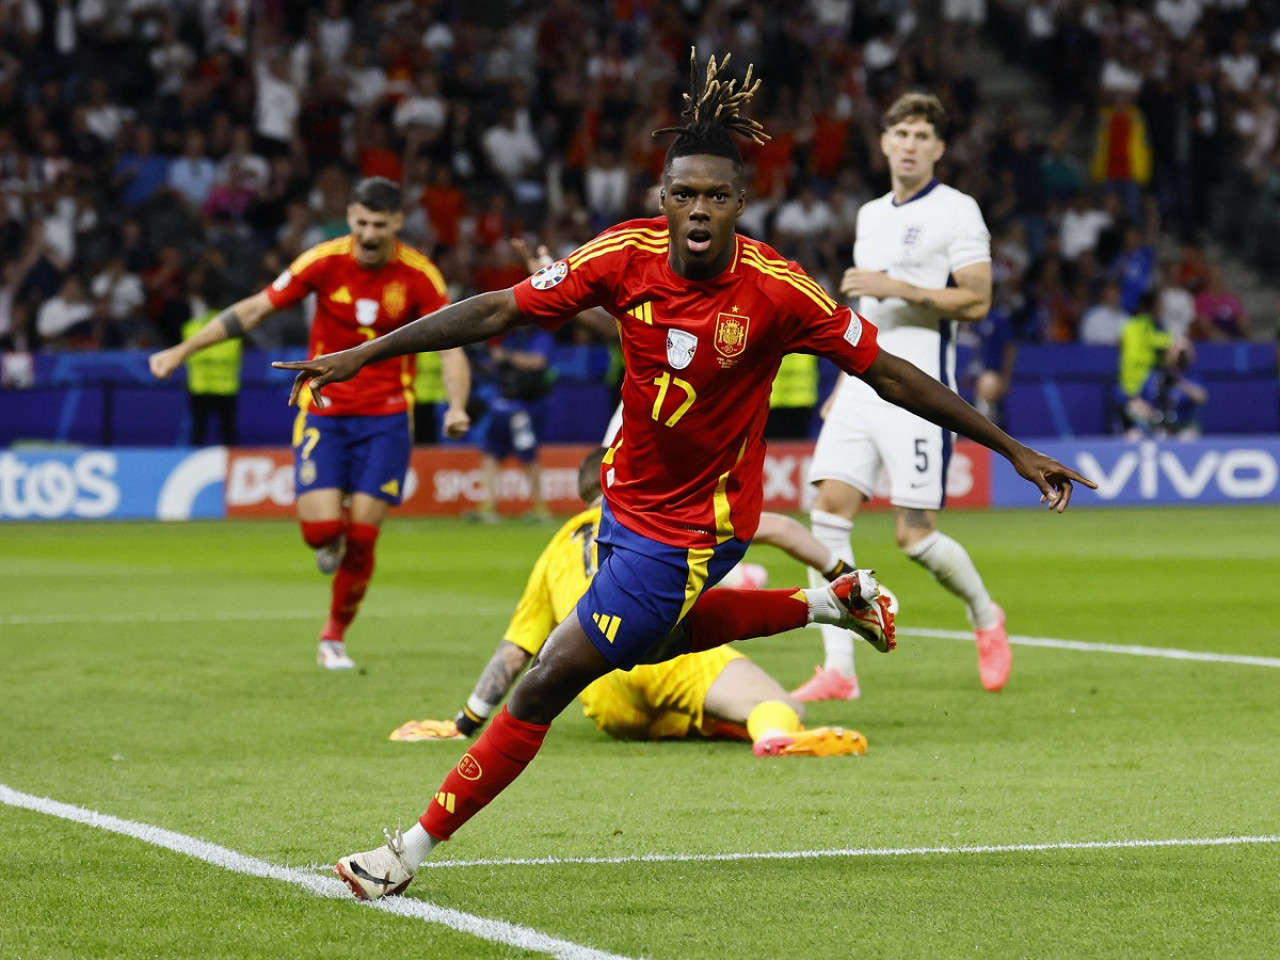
[653,48,770,173]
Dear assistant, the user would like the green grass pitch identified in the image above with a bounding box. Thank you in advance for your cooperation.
[2,507,1278,959]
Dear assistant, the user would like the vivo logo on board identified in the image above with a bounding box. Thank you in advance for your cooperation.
[1077,443,1278,501]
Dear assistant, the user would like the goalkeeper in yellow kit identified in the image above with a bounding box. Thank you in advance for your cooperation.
[393,448,870,757]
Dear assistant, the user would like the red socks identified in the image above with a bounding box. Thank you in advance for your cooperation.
[323,522,379,641]
[300,519,343,550]
[421,706,549,841]
[684,588,809,653]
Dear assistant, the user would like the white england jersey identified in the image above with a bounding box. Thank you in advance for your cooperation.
[841,180,990,404]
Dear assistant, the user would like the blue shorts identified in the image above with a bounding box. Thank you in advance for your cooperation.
[575,500,750,670]
[293,410,411,505]
[478,398,539,464]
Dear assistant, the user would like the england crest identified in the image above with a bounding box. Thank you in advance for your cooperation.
[666,328,698,370]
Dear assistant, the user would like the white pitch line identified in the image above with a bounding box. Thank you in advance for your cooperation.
[0,784,639,960]
[898,627,1280,669]
[421,833,1280,870]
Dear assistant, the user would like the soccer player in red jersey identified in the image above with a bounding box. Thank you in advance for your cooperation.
[275,53,1094,900]
[150,177,470,670]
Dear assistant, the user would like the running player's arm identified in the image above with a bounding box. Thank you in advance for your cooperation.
[438,347,472,438]
[149,290,276,379]
[838,260,992,322]
[274,290,530,408]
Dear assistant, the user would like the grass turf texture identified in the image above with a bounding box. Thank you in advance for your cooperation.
[2,507,1278,959]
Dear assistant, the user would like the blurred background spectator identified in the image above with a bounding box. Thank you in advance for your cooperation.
[0,0,1274,442]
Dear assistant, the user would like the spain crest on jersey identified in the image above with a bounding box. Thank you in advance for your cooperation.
[382,281,407,318]
[666,328,697,370]
[714,313,750,358]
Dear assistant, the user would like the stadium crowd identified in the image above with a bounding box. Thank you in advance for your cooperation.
[0,0,1271,376]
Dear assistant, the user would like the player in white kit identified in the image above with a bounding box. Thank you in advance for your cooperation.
[798,92,1011,700]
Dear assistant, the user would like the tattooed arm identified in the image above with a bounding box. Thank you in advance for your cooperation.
[453,641,534,735]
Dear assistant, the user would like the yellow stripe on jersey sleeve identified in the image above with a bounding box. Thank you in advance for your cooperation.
[569,225,669,263]
[568,228,668,268]
[570,237,668,270]
[397,246,449,297]
[289,236,353,276]
[740,247,838,313]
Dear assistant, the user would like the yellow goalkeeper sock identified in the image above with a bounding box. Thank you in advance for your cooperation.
[747,700,803,744]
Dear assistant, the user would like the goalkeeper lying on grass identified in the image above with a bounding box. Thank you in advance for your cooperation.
[392,447,895,758]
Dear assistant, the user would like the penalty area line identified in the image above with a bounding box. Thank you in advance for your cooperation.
[898,628,1280,669]
[422,833,1280,870]
[0,783,639,960]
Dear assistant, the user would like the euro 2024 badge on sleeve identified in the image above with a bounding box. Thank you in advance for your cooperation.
[531,260,568,290]
[666,328,697,369]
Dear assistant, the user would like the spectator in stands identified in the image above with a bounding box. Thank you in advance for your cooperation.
[215,126,270,195]
[773,180,836,268]
[1080,278,1130,345]
[111,124,169,208]
[90,255,148,347]
[35,273,94,350]
[1112,225,1156,312]
[481,101,542,202]
[83,76,131,147]
[252,45,300,158]
[149,18,195,99]
[1156,261,1196,340]
[584,140,630,228]
[1058,190,1112,263]
[1192,266,1248,340]
[0,298,36,358]
[417,160,467,252]
[1089,93,1152,223]
[167,129,218,210]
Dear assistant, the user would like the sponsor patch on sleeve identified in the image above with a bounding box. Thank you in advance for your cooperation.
[843,314,863,347]
[272,269,293,291]
[531,260,569,290]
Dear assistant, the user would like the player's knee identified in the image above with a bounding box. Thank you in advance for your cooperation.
[811,480,858,518]
[299,519,343,549]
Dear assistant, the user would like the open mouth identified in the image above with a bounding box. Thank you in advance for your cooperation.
[687,228,712,253]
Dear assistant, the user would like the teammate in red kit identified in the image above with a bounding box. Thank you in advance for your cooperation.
[151,177,470,670]
[276,52,1092,899]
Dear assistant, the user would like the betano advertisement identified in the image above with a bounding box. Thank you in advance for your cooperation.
[1,438,1278,521]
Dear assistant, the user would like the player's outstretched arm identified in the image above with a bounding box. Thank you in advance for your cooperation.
[273,289,528,408]
[860,351,1096,512]
[149,291,275,380]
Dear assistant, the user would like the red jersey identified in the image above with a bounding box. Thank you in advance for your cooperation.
[266,236,450,416]
[513,218,880,548]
